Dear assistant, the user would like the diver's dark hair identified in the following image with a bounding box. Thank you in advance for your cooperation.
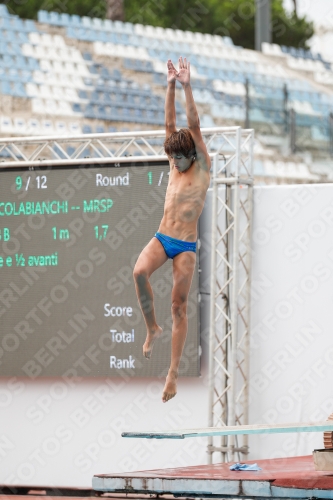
[164,128,195,157]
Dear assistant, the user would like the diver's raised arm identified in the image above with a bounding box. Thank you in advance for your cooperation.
[165,59,177,139]
[176,57,210,171]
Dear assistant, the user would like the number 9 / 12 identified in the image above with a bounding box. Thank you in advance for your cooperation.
[15,175,47,190]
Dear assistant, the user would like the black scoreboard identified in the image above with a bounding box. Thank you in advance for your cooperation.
[0,161,200,378]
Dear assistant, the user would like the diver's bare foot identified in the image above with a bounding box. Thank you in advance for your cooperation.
[143,325,163,359]
[162,370,178,403]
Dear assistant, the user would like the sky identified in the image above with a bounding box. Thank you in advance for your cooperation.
[283,0,333,27]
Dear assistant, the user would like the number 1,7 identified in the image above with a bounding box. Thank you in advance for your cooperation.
[94,225,108,239]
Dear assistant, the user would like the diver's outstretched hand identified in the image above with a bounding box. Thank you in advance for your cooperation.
[176,56,190,86]
[167,59,178,83]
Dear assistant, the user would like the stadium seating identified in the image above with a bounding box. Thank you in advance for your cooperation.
[1,3,333,180]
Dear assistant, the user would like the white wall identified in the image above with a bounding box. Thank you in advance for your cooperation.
[0,371,210,486]
[1,183,333,486]
[249,184,333,459]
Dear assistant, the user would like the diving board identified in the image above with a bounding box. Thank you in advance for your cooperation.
[122,421,333,439]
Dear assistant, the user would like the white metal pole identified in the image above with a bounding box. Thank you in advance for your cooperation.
[242,129,254,457]
[207,154,219,464]
[227,127,242,461]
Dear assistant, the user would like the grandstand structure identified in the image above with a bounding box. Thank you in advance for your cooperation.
[1,3,333,182]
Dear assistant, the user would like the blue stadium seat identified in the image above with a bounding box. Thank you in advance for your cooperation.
[81,16,92,29]
[125,94,135,106]
[49,12,60,25]
[84,104,97,119]
[38,10,49,23]
[89,63,99,75]
[27,57,39,70]
[78,90,88,99]
[123,22,134,34]
[100,107,112,121]
[83,76,93,87]
[13,82,26,97]
[128,34,140,46]
[122,106,133,121]
[20,70,32,83]
[12,43,22,55]
[150,96,160,109]
[73,103,82,113]
[70,15,81,26]
[94,30,108,42]
[144,60,153,72]
[90,90,99,102]
[106,32,117,43]
[75,26,85,39]
[102,19,113,31]
[60,13,71,26]
[8,68,20,82]
[80,27,93,41]
[156,110,164,125]
[115,33,129,45]
[0,4,9,16]
[113,20,130,33]
[112,69,122,80]
[1,81,12,95]
[101,67,111,78]
[153,72,166,86]
[81,16,91,28]
[132,108,142,122]
[146,109,157,124]
[92,18,103,29]
[2,54,14,67]
[23,19,36,31]
[16,56,30,70]
[82,124,92,134]
[17,31,29,43]
[107,107,119,121]
[124,59,134,70]
[102,92,112,104]
[83,52,93,61]
[67,26,77,39]
[10,17,24,30]
[98,105,110,120]
[1,43,11,56]
[78,28,92,41]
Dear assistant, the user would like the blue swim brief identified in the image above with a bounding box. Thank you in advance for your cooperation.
[154,232,196,259]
